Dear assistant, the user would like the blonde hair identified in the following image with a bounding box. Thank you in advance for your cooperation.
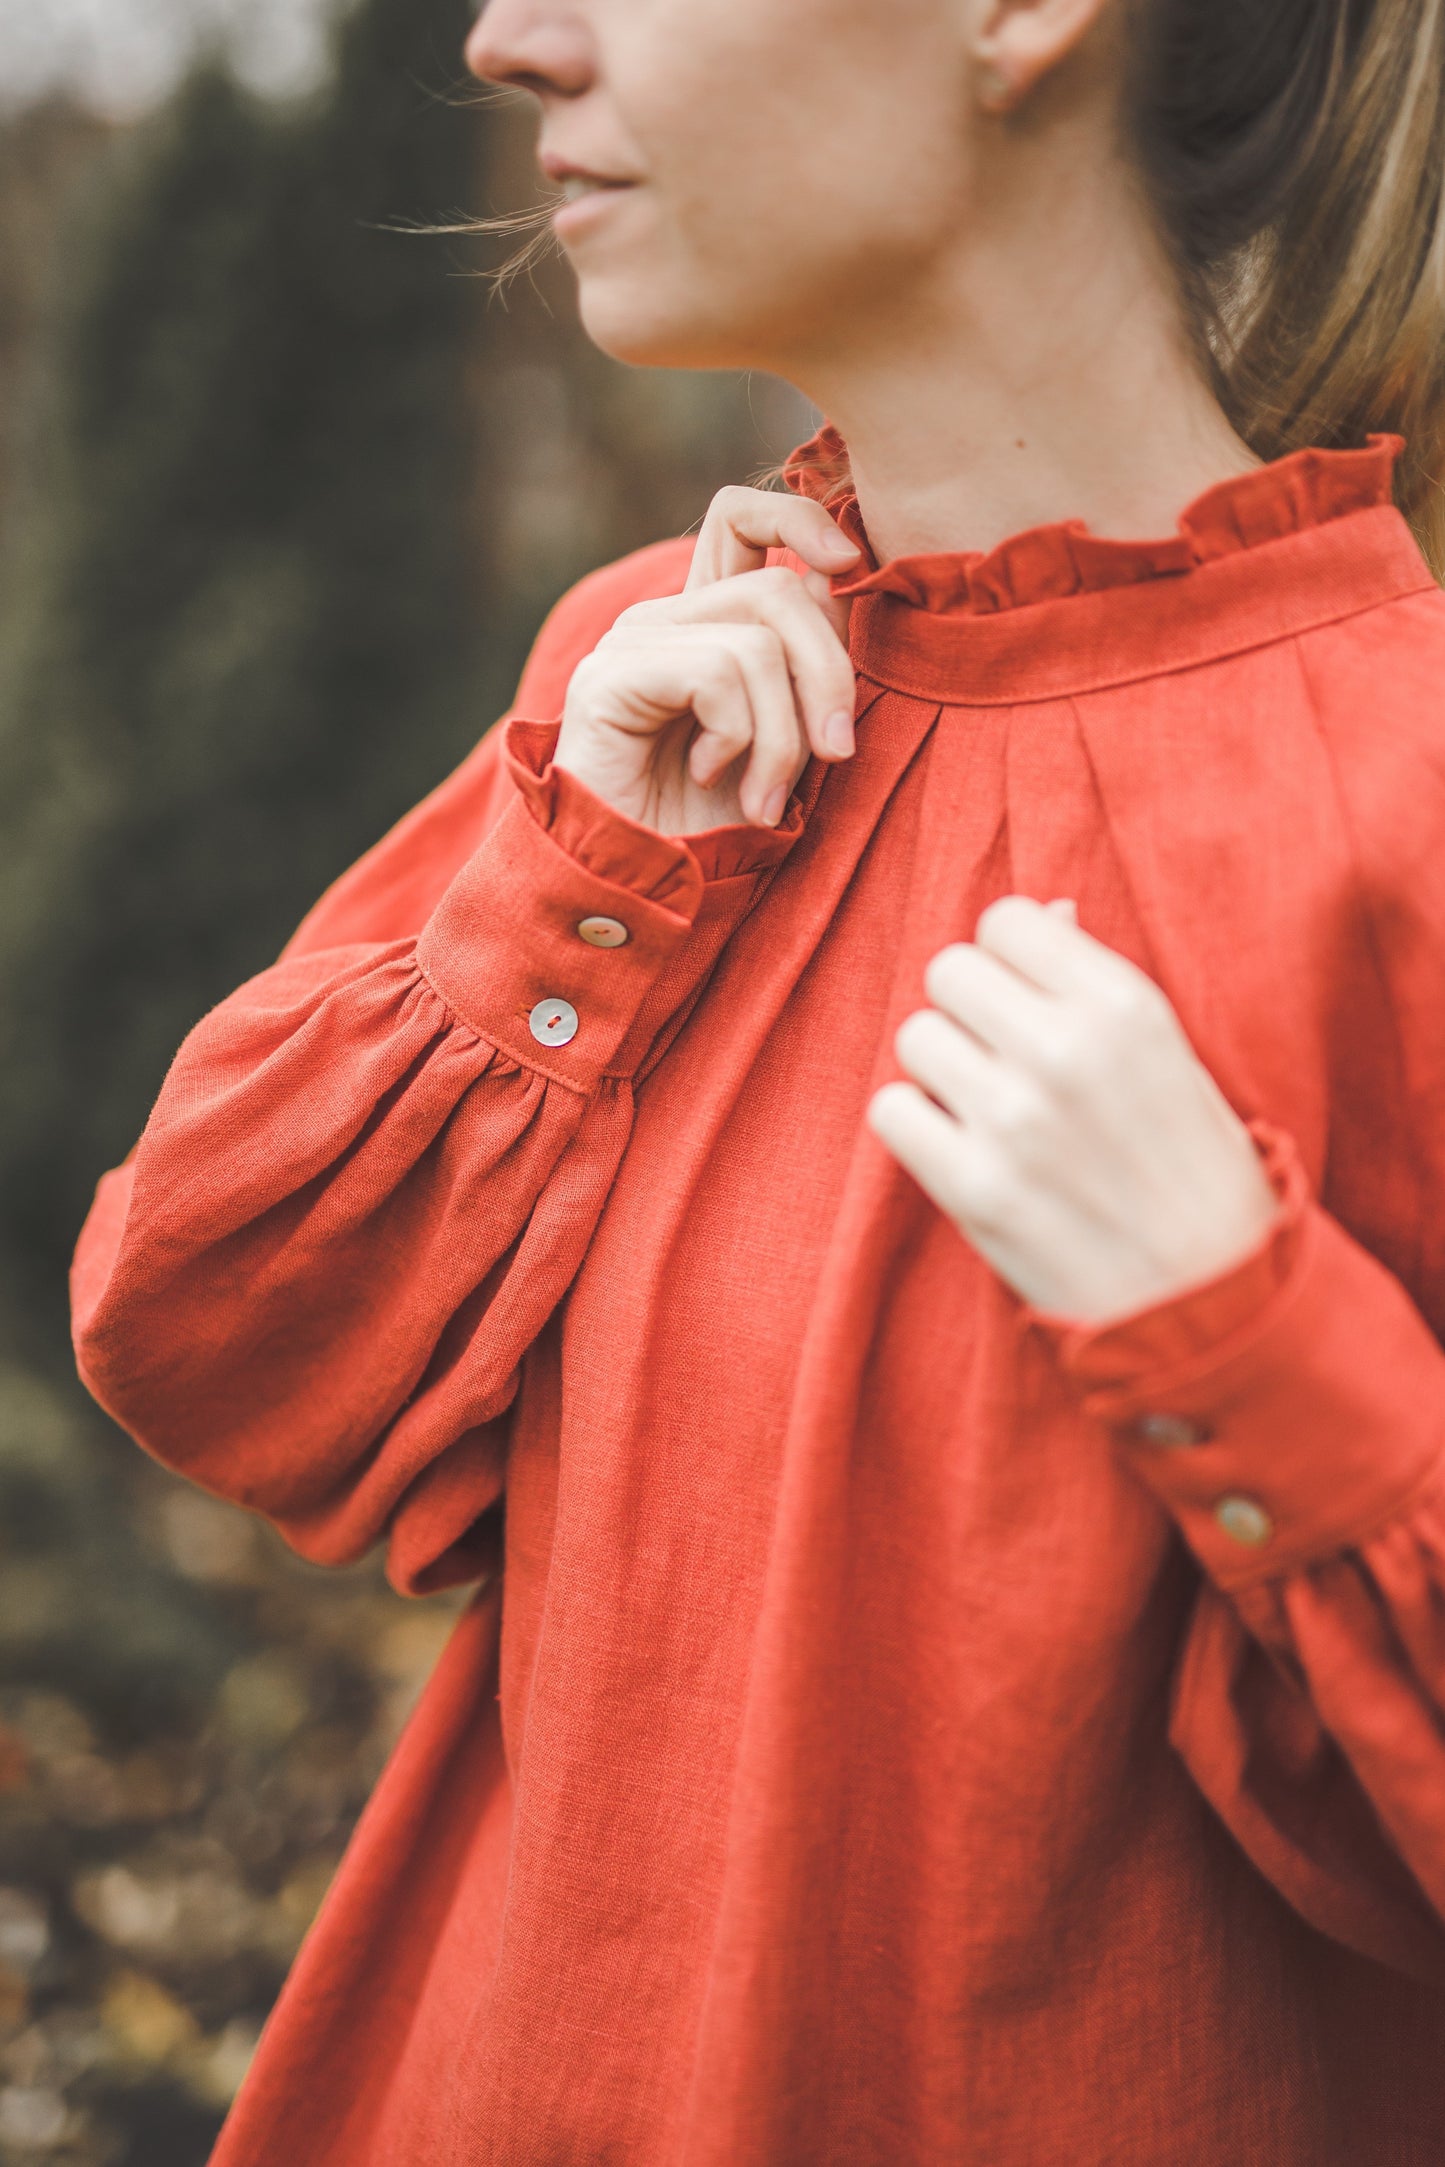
[1131,0,1445,578]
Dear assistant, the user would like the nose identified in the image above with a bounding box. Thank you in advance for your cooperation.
[465,0,594,98]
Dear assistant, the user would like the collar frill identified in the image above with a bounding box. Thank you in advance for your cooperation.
[781,421,1404,617]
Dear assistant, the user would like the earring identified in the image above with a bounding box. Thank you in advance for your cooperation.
[977,62,1015,114]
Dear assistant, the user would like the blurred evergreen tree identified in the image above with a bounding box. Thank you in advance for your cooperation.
[0,20,812,2151]
[0,0,495,1363]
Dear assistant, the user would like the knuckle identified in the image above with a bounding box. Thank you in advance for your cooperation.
[987,1087,1057,1177]
[564,651,609,708]
[1100,973,1166,1035]
[989,1078,1048,1145]
[1034,1014,1087,1074]
[711,483,766,522]
[953,1154,1010,1234]
[735,620,789,666]
[697,645,745,693]
[1038,1017,1107,1094]
[749,564,804,601]
[704,701,751,747]
[613,596,664,627]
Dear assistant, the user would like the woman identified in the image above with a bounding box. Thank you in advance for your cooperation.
[72,0,1445,2160]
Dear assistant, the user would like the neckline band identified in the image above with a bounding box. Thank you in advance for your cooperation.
[843,505,1433,706]
[782,421,1407,619]
[779,423,1433,705]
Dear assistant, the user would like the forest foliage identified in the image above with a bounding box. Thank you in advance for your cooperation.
[0,2,808,2156]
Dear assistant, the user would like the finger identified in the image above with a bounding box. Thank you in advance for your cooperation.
[975,894,1147,1006]
[798,563,857,653]
[593,623,803,826]
[923,942,1061,1066]
[894,1008,1001,1125]
[867,1081,1007,1232]
[672,644,761,796]
[718,625,808,823]
[669,568,857,762]
[1047,897,1078,925]
[686,484,861,591]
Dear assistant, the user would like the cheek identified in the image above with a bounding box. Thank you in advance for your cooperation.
[575,16,972,367]
[571,188,910,372]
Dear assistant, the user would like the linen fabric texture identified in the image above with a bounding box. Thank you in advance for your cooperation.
[73,430,1445,2164]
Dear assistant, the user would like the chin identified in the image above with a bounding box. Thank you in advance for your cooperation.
[574,278,774,375]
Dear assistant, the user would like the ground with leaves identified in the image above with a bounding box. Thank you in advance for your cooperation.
[0,1362,466,2164]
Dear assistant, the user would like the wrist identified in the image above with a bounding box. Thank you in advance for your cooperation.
[1133,1133,1285,1327]
[553,714,656,830]
[1023,1117,1305,1373]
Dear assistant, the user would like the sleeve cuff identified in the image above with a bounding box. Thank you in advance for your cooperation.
[1027,1120,1445,1588]
[507,718,807,885]
[414,716,801,1088]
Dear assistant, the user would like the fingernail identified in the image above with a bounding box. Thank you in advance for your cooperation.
[761,783,789,827]
[1047,897,1079,922]
[823,710,855,757]
[823,533,861,560]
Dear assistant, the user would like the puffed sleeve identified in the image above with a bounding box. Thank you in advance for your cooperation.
[1027,1115,1445,1985]
[72,542,802,1595]
[1023,620,1445,1983]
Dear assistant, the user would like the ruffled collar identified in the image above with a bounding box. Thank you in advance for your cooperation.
[781,421,1405,618]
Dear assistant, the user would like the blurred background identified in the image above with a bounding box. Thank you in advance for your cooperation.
[0,3,812,2158]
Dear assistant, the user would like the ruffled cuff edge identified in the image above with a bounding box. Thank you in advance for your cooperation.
[507,717,805,895]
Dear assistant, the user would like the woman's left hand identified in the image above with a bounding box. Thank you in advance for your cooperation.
[866,896,1283,1327]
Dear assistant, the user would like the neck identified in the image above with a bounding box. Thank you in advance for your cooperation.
[783,153,1261,567]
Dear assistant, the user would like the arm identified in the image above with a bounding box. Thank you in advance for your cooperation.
[1036,1132,1445,1984]
[73,478,861,1600]
[70,538,771,1596]
[867,784,1445,1979]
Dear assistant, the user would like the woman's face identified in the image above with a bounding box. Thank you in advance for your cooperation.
[466,0,986,381]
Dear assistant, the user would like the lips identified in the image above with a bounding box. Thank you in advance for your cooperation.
[539,150,640,194]
[558,175,632,203]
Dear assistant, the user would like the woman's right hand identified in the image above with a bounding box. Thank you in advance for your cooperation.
[553,486,864,835]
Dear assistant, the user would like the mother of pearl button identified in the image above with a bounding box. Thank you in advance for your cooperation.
[529,997,579,1047]
[577,916,630,948]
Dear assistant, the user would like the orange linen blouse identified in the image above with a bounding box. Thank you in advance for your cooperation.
[74,429,1445,2165]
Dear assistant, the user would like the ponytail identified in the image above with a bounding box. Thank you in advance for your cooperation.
[1131,0,1445,577]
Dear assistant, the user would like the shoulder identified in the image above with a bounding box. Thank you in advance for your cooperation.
[1298,585,1445,863]
[1291,588,1445,1097]
[284,536,698,957]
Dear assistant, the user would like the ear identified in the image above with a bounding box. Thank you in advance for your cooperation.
[971,0,1114,114]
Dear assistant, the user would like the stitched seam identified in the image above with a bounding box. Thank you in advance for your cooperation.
[413,952,595,1102]
[1213,1424,1445,1595]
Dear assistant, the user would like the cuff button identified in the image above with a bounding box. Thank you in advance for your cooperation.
[1129,1411,1211,1449]
[529,997,580,1047]
[577,916,630,948]
[1214,1495,1273,1547]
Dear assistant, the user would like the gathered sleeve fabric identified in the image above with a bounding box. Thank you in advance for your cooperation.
[71,541,800,1595]
[1022,668,1445,1985]
[1026,1117,1445,1983]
